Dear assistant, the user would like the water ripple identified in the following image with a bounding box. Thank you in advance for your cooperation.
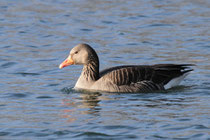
[0,0,209,139]
[13,72,40,76]
[36,96,54,99]
[1,62,16,68]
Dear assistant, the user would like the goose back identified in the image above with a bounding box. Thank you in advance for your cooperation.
[99,64,193,87]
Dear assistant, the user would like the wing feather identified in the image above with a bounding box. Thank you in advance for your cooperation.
[99,64,194,90]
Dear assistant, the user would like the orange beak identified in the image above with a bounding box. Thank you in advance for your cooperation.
[59,56,74,69]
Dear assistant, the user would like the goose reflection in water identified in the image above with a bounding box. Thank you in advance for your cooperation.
[60,92,105,123]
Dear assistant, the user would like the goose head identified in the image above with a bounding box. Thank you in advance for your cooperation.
[59,44,99,69]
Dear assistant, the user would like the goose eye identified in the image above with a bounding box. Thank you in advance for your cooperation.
[75,51,78,54]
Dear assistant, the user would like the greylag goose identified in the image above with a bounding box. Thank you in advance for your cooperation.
[59,44,194,93]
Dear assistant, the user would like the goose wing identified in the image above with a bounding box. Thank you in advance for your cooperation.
[99,64,193,87]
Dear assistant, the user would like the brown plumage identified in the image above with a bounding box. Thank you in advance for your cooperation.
[59,44,194,93]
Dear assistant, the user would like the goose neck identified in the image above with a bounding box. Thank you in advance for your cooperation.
[82,61,99,81]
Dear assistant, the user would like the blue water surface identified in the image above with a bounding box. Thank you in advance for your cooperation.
[0,0,210,139]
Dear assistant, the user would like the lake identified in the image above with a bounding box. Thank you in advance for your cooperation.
[0,0,210,139]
